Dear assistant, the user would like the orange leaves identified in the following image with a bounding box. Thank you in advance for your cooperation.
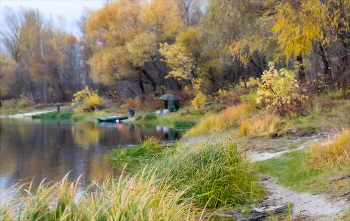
[66,35,78,45]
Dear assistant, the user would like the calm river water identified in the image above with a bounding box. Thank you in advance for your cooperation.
[0,117,180,194]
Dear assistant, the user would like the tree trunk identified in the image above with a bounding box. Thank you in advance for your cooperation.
[138,70,145,95]
[296,55,306,83]
[141,69,158,96]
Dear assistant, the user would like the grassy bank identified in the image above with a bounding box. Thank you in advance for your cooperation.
[111,136,265,209]
[0,171,203,221]
[257,130,350,198]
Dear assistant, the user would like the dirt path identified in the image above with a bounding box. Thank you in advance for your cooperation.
[0,107,70,118]
[257,177,348,220]
[246,134,350,220]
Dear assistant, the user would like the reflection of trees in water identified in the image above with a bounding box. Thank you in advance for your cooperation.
[0,119,181,194]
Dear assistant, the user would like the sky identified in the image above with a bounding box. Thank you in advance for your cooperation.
[0,0,105,35]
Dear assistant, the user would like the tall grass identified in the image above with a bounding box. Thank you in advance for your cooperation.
[185,103,250,137]
[0,171,202,221]
[307,129,350,168]
[110,137,165,169]
[238,113,278,137]
[153,137,264,208]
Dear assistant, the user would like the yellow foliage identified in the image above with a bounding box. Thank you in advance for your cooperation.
[307,130,350,168]
[159,42,194,85]
[140,0,183,40]
[125,33,157,67]
[72,86,102,112]
[257,62,309,116]
[191,91,206,109]
[0,52,17,97]
[88,47,132,85]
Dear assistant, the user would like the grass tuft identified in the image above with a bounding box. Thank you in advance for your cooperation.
[153,137,264,208]
[307,129,350,168]
[185,103,250,137]
[0,170,202,221]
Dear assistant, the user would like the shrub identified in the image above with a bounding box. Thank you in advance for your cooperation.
[175,86,195,105]
[215,89,241,107]
[307,130,350,168]
[154,137,264,208]
[191,91,206,109]
[1,99,17,109]
[257,62,310,116]
[120,96,143,110]
[72,86,102,112]
[120,96,163,111]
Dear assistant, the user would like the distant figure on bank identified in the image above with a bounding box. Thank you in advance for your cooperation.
[129,109,135,117]
[55,102,61,112]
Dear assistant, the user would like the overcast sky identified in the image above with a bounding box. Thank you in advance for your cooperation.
[0,0,105,35]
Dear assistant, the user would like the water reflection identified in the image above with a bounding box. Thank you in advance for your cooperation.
[0,118,180,195]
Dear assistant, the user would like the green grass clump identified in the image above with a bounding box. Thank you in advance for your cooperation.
[110,137,165,169]
[32,111,86,122]
[174,120,197,129]
[0,171,202,221]
[143,113,157,121]
[154,137,264,208]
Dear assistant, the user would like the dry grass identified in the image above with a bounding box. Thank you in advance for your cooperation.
[185,103,250,137]
[0,171,203,221]
[238,112,278,137]
[307,129,350,168]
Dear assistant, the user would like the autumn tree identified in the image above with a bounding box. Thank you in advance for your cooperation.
[86,0,184,96]
[0,52,17,98]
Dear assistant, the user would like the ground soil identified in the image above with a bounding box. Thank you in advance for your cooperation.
[247,133,350,221]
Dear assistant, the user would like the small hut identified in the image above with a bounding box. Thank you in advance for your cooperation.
[159,94,179,112]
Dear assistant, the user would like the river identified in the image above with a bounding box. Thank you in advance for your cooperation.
[0,117,180,194]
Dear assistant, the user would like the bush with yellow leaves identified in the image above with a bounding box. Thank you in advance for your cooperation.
[257,62,309,116]
[72,86,102,112]
[191,91,206,109]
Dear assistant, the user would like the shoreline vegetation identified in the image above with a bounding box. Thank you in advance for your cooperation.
[0,92,349,220]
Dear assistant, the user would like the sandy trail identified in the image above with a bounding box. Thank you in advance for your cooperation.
[0,107,69,118]
[247,134,349,220]
[259,178,349,220]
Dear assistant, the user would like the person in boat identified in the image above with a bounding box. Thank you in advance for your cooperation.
[129,109,135,117]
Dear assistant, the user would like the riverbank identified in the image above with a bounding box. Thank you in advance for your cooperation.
[0,100,349,220]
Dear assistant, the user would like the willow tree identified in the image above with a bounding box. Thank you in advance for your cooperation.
[267,0,350,87]
[86,0,184,95]
[0,52,17,99]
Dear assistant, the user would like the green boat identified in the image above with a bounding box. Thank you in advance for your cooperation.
[97,115,128,122]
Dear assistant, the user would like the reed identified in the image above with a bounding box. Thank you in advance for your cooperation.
[0,171,202,221]
[307,129,350,168]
